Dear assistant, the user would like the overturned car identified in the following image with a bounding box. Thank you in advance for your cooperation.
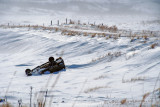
[25,57,65,76]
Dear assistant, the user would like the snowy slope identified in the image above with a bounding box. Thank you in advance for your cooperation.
[0,24,160,106]
[0,0,160,107]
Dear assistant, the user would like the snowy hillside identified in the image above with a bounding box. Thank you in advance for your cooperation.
[0,22,160,107]
[0,0,160,107]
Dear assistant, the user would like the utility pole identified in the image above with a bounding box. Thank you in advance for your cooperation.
[30,86,33,107]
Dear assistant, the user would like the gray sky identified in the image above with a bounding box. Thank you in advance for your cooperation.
[0,0,160,16]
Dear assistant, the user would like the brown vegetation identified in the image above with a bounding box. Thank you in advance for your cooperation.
[1,21,160,44]
[0,103,13,107]
[140,92,150,107]
[69,20,75,24]
[121,99,127,104]
[122,76,146,83]
[94,75,108,80]
[151,43,158,49]
[84,86,108,93]
[96,25,118,32]
[91,52,122,62]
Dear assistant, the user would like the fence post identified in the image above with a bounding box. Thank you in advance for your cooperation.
[57,20,59,26]
[51,20,52,26]
[66,18,67,24]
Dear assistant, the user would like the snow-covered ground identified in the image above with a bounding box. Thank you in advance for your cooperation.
[0,23,160,107]
[0,0,160,107]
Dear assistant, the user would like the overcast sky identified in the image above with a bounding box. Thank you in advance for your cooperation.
[0,0,160,16]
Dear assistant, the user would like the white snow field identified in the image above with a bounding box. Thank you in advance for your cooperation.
[0,22,160,107]
[0,0,160,107]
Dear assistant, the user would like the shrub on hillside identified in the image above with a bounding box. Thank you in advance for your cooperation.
[151,43,158,49]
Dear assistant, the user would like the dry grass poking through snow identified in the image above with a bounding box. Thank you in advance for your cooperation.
[91,52,122,62]
[0,103,14,107]
[94,75,108,80]
[1,22,160,42]
[84,86,108,93]
[122,76,146,83]
[140,92,150,107]
[151,43,159,49]
[121,98,127,105]
[96,25,118,32]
